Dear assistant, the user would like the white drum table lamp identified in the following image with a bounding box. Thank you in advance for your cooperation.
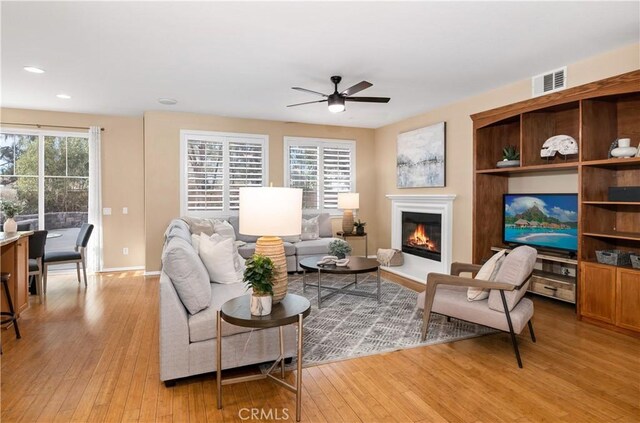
[239,187,302,303]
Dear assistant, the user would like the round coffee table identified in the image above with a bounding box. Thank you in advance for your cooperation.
[298,256,381,308]
[216,294,310,422]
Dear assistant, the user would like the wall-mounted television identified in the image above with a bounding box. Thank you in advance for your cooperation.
[503,193,578,254]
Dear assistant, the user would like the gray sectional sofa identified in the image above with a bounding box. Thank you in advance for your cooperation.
[159,214,338,383]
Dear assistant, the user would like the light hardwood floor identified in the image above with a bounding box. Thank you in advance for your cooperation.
[1,271,639,422]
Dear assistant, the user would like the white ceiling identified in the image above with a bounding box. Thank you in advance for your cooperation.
[2,1,638,128]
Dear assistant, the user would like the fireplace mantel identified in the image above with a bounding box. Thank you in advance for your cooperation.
[384,194,456,283]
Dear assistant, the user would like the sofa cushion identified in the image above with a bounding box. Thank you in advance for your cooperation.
[237,242,296,259]
[304,213,332,238]
[180,216,216,236]
[467,250,506,301]
[301,216,320,240]
[295,238,337,256]
[199,235,242,284]
[488,246,537,312]
[213,220,236,240]
[162,237,211,315]
[164,219,189,239]
[166,224,192,245]
[228,215,259,243]
[188,282,253,342]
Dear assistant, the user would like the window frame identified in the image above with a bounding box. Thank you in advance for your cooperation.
[0,127,89,229]
[283,136,356,215]
[180,129,269,217]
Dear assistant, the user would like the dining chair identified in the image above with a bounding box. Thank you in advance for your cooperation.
[43,223,94,294]
[28,230,48,302]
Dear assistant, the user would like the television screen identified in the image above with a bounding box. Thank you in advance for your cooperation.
[503,193,578,253]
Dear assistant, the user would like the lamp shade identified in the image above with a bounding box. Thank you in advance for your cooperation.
[337,192,359,209]
[239,187,302,236]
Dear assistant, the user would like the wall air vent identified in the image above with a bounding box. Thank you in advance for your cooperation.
[532,66,567,97]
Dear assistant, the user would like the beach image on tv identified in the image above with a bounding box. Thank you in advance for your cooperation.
[504,194,578,252]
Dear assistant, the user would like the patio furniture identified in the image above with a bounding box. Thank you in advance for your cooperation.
[28,230,48,303]
[43,223,94,293]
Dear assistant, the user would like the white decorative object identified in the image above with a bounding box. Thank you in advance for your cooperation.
[3,218,17,234]
[610,138,638,158]
[540,135,579,158]
[250,294,272,316]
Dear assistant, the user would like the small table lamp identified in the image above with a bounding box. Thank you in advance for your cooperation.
[239,187,302,303]
[338,192,359,235]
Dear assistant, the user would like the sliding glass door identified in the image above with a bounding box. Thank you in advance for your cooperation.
[1,130,89,265]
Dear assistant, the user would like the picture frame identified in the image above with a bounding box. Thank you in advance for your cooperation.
[396,121,446,188]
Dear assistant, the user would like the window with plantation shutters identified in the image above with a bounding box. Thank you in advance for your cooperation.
[284,137,355,213]
[180,131,268,216]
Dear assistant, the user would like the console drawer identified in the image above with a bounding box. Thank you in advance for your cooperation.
[530,275,576,303]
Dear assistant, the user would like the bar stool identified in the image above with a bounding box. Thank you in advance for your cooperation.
[1,272,21,353]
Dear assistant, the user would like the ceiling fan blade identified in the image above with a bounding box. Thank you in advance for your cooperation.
[292,87,328,97]
[340,81,372,96]
[287,99,327,107]
[345,96,390,103]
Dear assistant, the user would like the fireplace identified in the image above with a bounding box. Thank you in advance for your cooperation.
[401,212,442,261]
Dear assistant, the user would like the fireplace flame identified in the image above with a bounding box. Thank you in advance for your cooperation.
[407,224,438,252]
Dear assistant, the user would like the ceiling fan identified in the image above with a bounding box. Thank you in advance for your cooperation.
[287,76,390,113]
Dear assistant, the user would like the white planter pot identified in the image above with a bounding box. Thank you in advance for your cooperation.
[250,294,272,316]
[3,217,17,234]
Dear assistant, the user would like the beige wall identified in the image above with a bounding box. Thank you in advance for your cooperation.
[0,108,145,270]
[144,111,375,271]
[372,43,640,265]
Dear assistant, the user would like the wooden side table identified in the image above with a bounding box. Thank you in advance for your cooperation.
[336,231,368,257]
[216,294,311,422]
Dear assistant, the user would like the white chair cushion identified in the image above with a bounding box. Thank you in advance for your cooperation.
[488,246,537,312]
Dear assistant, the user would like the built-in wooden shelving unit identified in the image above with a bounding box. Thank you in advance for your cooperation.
[472,70,640,336]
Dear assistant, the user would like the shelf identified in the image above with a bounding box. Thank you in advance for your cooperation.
[581,259,640,272]
[532,269,575,285]
[581,157,640,168]
[582,230,640,241]
[582,201,640,206]
[491,246,577,265]
[527,289,577,304]
[476,162,578,175]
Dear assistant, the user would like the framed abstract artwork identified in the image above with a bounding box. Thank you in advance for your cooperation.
[396,121,446,188]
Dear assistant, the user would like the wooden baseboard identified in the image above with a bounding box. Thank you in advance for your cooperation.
[380,269,424,292]
[579,315,640,338]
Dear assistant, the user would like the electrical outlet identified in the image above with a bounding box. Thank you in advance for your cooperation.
[122,207,128,215]
[123,247,129,255]
[103,208,112,215]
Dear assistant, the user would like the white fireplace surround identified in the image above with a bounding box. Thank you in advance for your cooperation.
[384,194,456,284]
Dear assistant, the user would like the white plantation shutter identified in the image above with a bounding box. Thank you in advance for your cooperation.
[228,141,264,210]
[322,146,352,209]
[181,131,267,216]
[288,145,319,209]
[285,137,355,213]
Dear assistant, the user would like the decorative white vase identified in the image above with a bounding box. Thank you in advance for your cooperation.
[3,217,17,234]
[250,294,272,316]
[611,138,638,158]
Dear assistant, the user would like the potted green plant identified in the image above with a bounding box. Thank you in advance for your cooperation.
[328,239,352,259]
[497,145,520,168]
[243,254,275,316]
[0,200,22,234]
[354,219,366,236]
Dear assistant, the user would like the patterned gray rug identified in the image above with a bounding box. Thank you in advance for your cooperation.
[280,272,496,367]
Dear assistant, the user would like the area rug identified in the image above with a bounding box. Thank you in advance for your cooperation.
[275,272,496,367]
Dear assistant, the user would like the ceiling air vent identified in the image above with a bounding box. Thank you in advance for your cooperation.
[532,66,567,97]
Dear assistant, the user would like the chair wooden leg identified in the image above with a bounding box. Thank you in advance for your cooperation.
[500,290,523,368]
[37,273,44,303]
[82,260,88,288]
[76,263,81,284]
[43,265,48,294]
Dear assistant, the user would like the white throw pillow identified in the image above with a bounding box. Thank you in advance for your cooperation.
[210,233,245,279]
[213,220,236,241]
[467,250,507,301]
[199,235,241,284]
[301,216,319,241]
[191,233,200,252]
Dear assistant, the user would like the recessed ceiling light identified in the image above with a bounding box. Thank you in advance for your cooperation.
[56,94,71,99]
[158,98,177,105]
[24,66,45,74]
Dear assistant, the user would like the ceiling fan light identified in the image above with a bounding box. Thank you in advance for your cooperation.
[328,95,345,113]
